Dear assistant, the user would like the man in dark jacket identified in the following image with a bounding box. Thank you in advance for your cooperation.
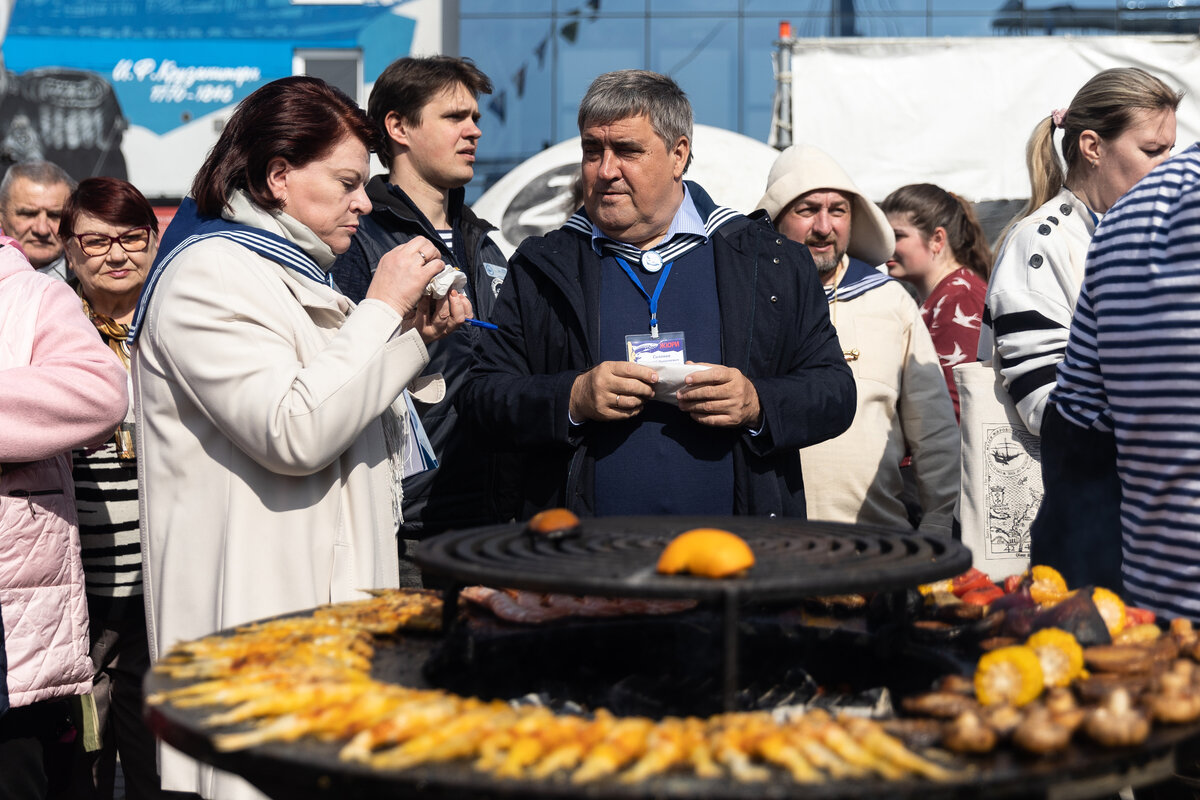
[459,70,855,520]
[333,57,511,546]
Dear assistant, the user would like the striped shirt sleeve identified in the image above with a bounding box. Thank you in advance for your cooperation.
[1050,144,1200,621]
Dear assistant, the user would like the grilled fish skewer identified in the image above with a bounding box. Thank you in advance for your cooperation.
[571,717,656,783]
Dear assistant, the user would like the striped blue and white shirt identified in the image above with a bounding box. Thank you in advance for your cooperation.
[1050,143,1200,620]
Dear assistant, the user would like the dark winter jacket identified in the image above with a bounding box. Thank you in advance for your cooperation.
[332,177,513,534]
[458,181,856,520]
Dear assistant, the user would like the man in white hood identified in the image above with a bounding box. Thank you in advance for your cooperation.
[758,144,959,535]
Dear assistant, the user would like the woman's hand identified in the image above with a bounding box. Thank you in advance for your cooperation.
[364,237,445,318]
[405,289,473,344]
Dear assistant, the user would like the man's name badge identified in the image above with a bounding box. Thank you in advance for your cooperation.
[626,332,686,365]
[641,250,664,273]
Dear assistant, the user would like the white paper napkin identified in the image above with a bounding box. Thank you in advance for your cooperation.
[425,265,468,299]
[652,364,711,405]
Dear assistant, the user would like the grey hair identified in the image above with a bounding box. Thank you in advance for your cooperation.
[0,161,76,208]
[577,70,693,172]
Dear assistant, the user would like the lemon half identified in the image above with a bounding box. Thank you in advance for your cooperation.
[656,528,755,578]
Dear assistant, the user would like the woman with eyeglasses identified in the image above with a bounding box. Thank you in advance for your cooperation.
[60,177,168,799]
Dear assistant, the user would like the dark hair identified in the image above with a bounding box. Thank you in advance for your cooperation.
[368,56,493,170]
[191,76,381,217]
[881,183,992,281]
[59,176,158,240]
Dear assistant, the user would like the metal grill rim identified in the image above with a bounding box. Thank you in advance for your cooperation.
[415,516,970,601]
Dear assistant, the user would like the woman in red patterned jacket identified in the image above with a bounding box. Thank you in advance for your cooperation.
[882,184,991,420]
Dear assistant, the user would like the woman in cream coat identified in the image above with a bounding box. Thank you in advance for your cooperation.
[130,77,470,799]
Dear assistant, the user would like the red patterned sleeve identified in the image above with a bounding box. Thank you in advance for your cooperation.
[921,269,987,420]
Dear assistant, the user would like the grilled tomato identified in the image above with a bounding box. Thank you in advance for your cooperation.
[656,528,755,578]
[951,567,996,598]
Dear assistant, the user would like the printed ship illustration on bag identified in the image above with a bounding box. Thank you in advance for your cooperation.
[984,426,1041,558]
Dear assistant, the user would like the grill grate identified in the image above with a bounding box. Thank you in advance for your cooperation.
[416,516,971,602]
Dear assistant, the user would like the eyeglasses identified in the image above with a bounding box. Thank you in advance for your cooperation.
[75,226,152,257]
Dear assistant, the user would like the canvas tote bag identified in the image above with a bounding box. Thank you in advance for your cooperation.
[953,360,1042,580]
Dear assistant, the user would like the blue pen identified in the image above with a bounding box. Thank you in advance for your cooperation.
[466,318,500,330]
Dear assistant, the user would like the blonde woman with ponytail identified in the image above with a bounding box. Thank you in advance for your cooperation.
[978,67,1180,436]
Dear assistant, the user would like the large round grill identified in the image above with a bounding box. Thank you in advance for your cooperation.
[416,516,972,601]
[144,517,1200,799]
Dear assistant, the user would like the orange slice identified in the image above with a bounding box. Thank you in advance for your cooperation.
[526,508,582,540]
[656,528,755,578]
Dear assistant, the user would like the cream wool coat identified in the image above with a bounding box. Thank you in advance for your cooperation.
[134,193,442,799]
[800,273,960,536]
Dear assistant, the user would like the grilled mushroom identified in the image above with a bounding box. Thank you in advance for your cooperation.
[1083,687,1150,748]
[933,674,976,696]
[1043,687,1085,731]
[1074,671,1151,705]
[942,709,997,754]
[981,703,1022,738]
[1114,623,1164,646]
[1083,644,1155,675]
[1149,660,1200,724]
[1170,618,1198,651]
[1166,618,1195,647]
[1013,705,1074,755]
[901,691,980,719]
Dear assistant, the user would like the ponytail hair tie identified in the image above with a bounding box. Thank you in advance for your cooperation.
[1050,108,1068,128]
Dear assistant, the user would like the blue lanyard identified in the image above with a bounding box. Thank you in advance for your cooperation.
[614,256,674,339]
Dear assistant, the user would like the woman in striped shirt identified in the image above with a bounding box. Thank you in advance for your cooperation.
[63,177,166,799]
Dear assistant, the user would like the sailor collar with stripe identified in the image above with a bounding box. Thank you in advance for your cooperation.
[128,190,338,344]
[563,182,740,264]
[824,256,892,303]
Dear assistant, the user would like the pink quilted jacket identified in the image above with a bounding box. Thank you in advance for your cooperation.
[0,246,128,708]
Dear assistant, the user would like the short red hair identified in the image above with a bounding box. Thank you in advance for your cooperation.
[59,176,158,240]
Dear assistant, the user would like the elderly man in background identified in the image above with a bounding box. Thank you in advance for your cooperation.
[758,144,959,535]
[460,70,854,519]
[0,161,75,281]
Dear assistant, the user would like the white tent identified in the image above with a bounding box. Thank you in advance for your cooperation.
[778,35,1200,202]
[471,123,782,258]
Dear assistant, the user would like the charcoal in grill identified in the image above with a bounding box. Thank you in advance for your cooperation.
[426,606,962,719]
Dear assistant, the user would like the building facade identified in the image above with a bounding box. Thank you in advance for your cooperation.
[1,0,1194,200]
